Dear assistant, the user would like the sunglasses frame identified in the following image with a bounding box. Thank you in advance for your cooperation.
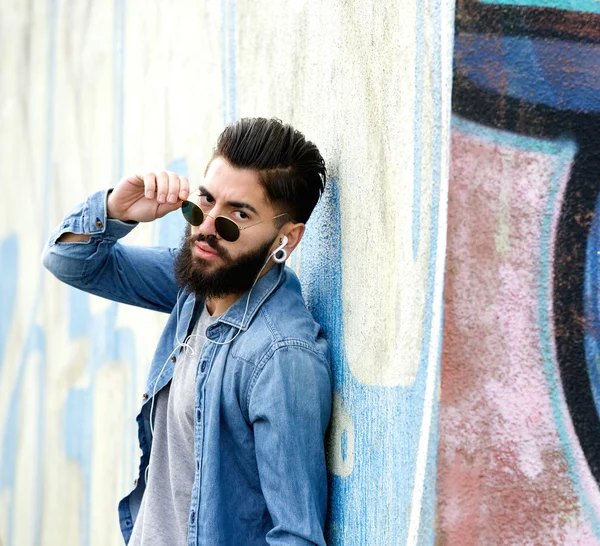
[180,191,291,242]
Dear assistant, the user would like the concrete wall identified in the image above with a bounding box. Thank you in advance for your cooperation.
[0,1,453,545]
[437,1,600,544]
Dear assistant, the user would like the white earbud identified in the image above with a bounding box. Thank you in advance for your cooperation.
[272,235,289,263]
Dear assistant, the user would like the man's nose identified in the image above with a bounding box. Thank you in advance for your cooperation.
[196,212,219,238]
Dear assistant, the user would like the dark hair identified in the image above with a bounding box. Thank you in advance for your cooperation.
[211,117,326,224]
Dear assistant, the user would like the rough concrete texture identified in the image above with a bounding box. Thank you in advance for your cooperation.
[0,1,453,545]
[438,2,600,545]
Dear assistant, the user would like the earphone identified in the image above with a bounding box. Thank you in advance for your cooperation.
[144,233,289,484]
[272,235,288,263]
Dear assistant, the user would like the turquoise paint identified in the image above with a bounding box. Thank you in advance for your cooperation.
[533,138,600,537]
[453,114,600,538]
[452,115,572,155]
[584,196,600,441]
[479,0,600,14]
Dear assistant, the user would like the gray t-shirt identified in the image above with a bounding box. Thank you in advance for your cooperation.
[129,306,218,546]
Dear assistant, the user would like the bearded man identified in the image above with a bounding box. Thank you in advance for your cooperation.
[42,117,332,546]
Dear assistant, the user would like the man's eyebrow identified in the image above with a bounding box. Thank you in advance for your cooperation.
[198,185,259,215]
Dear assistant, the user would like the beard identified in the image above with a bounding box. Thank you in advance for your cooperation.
[173,225,277,300]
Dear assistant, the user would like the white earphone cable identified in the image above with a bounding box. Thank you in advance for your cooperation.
[144,242,285,484]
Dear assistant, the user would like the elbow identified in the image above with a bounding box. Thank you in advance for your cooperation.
[40,242,55,273]
[40,242,85,285]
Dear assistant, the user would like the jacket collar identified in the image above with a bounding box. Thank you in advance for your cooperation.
[212,263,285,331]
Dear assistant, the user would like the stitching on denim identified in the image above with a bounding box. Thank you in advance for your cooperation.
[244,341,329,418]
[260,307,282,343]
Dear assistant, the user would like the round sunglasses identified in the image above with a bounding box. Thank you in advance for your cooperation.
[181,195,290,242]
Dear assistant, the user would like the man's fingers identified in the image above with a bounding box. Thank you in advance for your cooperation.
[179,176,190,202]
[155,171,169,204]
[143,173,157,199]
[166,171,180,204]
[136,171,188,204]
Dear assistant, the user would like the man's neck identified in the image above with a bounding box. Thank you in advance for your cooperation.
[204,261,277,316]
[205,293,241,316]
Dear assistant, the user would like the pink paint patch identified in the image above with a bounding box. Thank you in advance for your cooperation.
[436,120,600,545]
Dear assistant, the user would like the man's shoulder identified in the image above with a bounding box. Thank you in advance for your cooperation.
[233,268,328,362]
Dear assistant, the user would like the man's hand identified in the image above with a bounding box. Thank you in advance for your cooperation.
[107,171,191,223]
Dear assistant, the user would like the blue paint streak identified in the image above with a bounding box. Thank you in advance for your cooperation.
[480,0,600,14]
[2,0,61,543]
[221,0,228,126]
[411,0,426,261]
[410,1,447,541]
[0,328,46,546]
[228,0,236,122]
[300,176,443,544]
[0,235,18,373]
[584,195,600,423]
[113,0,126,180]
[63,290,139,546]
[69,287,91,339]
[340,429,347,462]
[299,180,345,393]
[418,320,443,546]
[455,34,600,113]
[32,327,46,546]
[56,4,131,545]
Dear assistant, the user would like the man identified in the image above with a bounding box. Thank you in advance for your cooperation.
[42,117,332,545]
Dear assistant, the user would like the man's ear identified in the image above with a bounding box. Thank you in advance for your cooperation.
[279,223,305,254]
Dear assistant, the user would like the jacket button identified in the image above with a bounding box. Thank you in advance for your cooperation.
[170,355,176,362]
[133,479,137,486]
[201,361,206,373]
[95,219,103,229]
[142,393,148,400]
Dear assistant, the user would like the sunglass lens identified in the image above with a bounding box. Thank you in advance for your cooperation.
[181,201,204,226]
[215,217,240,242]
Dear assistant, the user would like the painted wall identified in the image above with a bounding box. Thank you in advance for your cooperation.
[0,1,453,545]
[437,1,600,544]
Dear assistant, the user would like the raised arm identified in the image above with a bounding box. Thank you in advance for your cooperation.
[42,171,190,313]
[249,344,332,545]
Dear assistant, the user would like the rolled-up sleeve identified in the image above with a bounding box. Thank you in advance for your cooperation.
[41,189,179,313]
[248,343,332,545]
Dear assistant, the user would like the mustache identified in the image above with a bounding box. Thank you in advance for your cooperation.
[188,233,227,258]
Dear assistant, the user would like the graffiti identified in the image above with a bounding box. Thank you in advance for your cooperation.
[438,1,600,544]
[0,1,454,545]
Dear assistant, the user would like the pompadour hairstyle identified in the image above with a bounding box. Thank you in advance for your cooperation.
[212,117,326,225]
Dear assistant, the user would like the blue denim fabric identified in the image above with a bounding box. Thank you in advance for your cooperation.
[42,190,332,545]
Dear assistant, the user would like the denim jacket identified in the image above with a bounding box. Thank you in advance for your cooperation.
[42,190,332,545]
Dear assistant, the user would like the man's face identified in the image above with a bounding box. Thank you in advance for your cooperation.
[173,157,282,299]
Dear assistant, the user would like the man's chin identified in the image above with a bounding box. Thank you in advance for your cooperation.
[191,258,223,274]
